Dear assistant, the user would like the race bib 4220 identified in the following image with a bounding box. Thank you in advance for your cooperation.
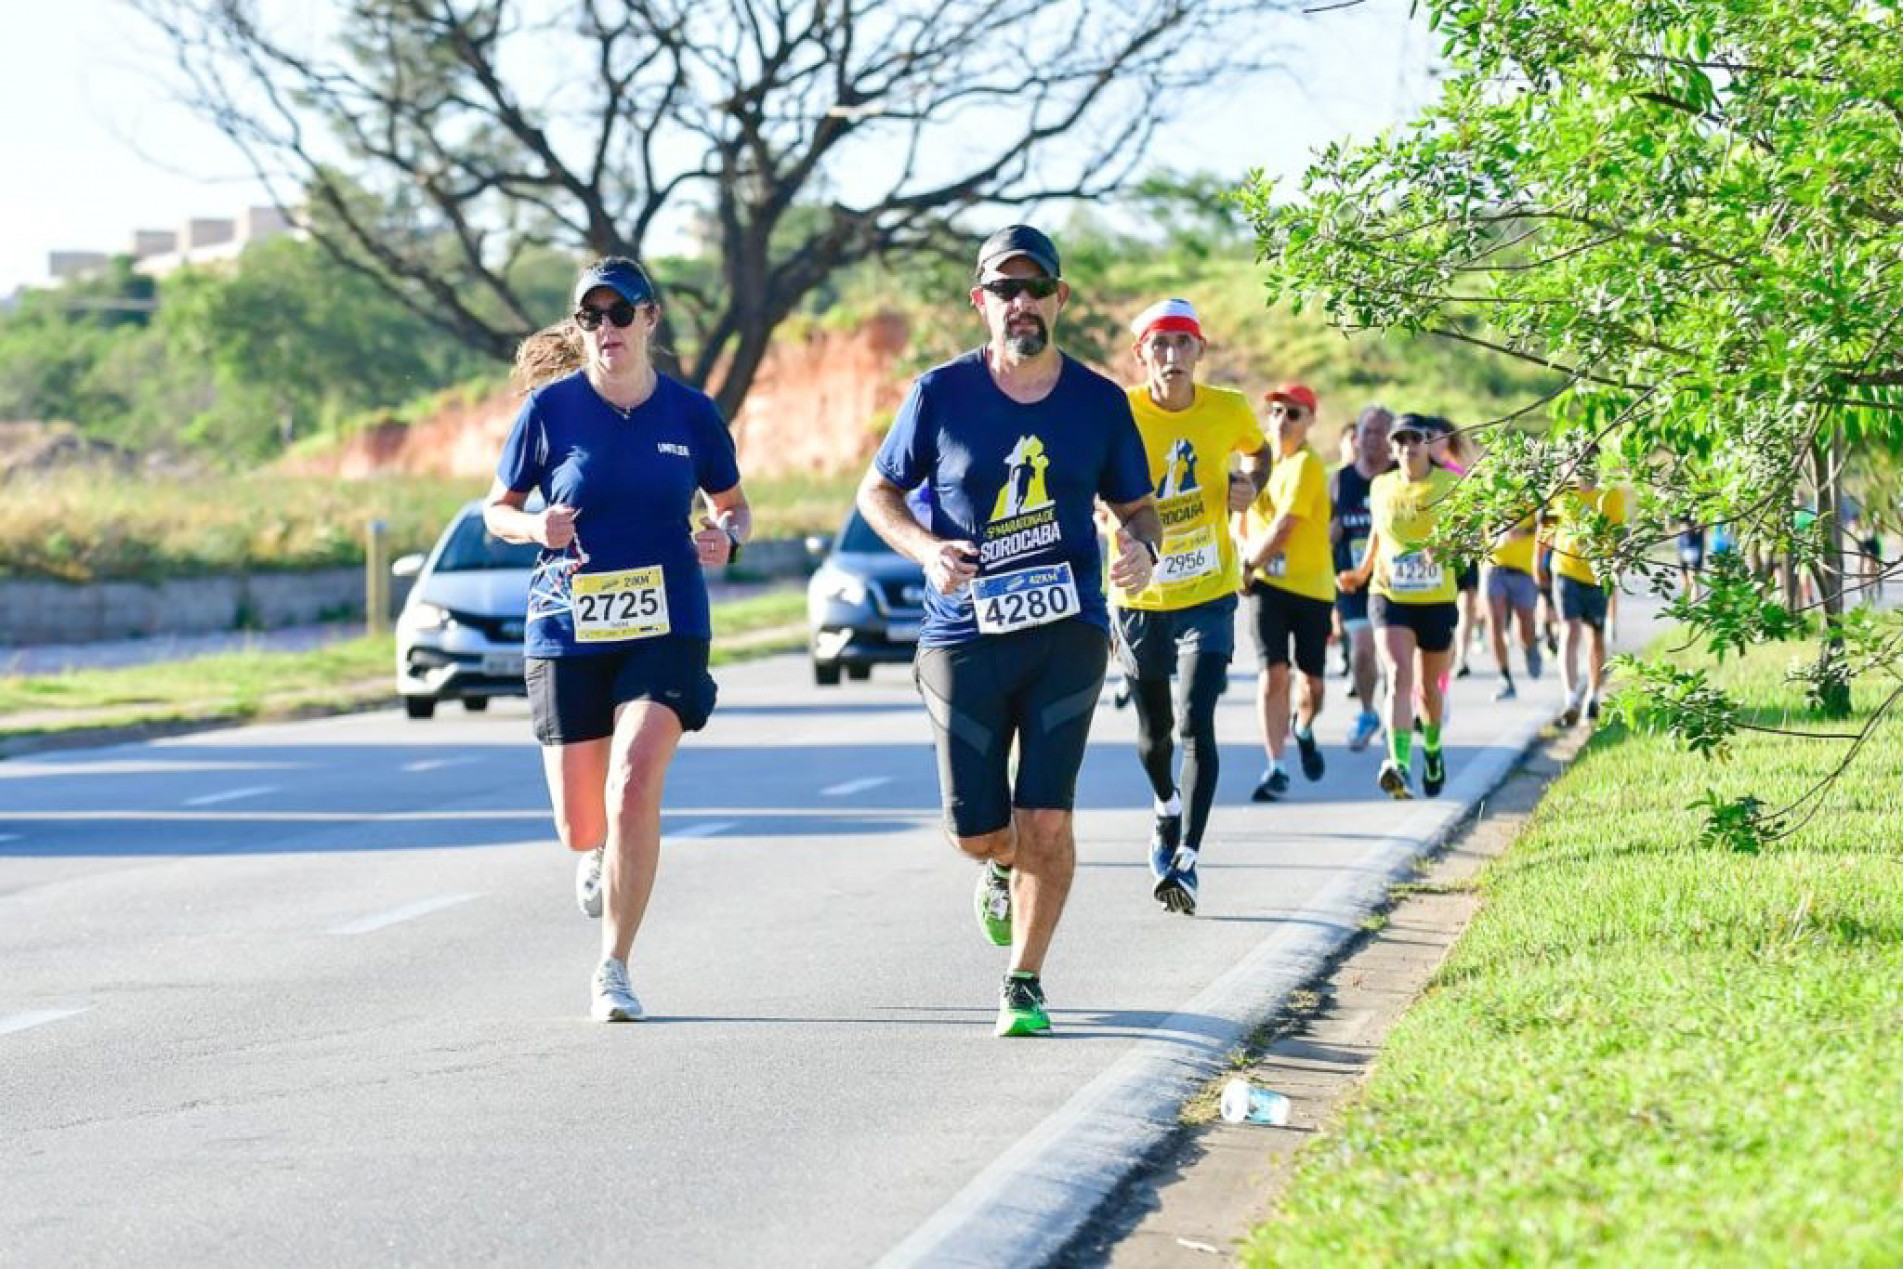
[572,566,670,642]
[1389,551,1444,595]
[973,562,1079,635]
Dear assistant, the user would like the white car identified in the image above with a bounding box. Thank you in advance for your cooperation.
[393,500,540,719]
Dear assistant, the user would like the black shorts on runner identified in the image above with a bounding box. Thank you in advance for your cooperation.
[1456,561,1480,592]
[913,619,1109,839]
[1368,594,1458,654]
[527,637,716,744]
[1335,587,1370,626]
[1114,594,1236,681]
[1246,581,1333,677]
[1557,576,1610,630]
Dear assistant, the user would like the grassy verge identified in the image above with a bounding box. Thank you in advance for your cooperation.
[0,468,857,582]
[1245,631,1903,1265]
[0,588,808,738]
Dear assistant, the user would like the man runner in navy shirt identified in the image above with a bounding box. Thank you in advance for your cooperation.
[857,225,1161,1037]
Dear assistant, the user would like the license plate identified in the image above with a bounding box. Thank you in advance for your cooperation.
[481,653,525,677]
[885,622,921,643]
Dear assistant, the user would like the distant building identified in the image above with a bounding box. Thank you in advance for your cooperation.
[41,205,300,287]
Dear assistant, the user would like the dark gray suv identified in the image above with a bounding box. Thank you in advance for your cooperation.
[805,508,927,685]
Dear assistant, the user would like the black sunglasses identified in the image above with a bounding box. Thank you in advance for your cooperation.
[979,277,1060,302]
[574,300,642,331]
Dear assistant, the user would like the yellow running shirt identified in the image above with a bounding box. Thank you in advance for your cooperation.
[1550,486,1627,585]
[1488,515,1538,574]
[1241,447,1335,602]
[1369,466,1461,605]
[1114,385,1267,611]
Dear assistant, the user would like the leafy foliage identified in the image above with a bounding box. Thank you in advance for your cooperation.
[1245,0,1903,841]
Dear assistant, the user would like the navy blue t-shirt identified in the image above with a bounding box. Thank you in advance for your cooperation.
[874,350,1151,647]
[496,371,740,657]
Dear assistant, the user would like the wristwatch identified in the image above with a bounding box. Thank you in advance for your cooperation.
[1140,539,1160,566]
[724,527,744,564]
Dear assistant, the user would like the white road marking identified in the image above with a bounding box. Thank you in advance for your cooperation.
[327,892,484,936]
[402,758,479,773]
[821,776,891,797]
[664,820,738,842]
[183,785,278,807]
[0,1006,92,1037]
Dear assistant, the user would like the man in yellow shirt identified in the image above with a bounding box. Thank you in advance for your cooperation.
[1112,298,1271,915]
[1540,451,1627,725]
[1239,383,1335,801]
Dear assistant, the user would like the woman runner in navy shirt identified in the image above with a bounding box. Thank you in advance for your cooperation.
[484,258,750,1022]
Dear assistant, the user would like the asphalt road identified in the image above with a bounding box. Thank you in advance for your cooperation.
[0,601,1661,1266]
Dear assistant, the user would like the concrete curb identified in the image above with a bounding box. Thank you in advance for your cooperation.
[876,710,1550,1269]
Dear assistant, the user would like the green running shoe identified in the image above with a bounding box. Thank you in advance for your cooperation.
[995,973,1051,1037]
[974,864,1013,947]
[1422,747,1446,798]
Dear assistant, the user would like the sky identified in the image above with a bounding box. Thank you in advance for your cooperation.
[0,1,1437,297]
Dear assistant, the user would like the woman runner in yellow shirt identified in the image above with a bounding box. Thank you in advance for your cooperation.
[1335,415,1461,799]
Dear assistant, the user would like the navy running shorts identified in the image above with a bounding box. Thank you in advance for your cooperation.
[527,637,716,744]
[1113,594,1237,682]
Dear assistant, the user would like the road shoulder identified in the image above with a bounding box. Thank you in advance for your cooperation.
[1066,720,1594,1267]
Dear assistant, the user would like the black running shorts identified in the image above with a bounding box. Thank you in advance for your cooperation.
[913,619,1109,839]
[527,637,716,744]
[1368,594,1458,654]
[1246,581,1333,676]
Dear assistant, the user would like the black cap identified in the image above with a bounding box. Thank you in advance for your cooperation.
[975,225,1060,279]
[573,257,656,307]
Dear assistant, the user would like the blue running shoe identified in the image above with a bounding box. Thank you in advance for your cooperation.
[1347,710,1381,752]
[1153,845,1199,915]
[1149,812,1182,880]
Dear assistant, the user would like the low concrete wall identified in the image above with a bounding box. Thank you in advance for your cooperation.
[0,569,372,646]
[0,538,820,647]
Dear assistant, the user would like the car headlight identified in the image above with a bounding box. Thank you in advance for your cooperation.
[399,601,452,633]
[814,567,868,607]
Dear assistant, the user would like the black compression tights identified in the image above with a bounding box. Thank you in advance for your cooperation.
[1131,652,1229,850]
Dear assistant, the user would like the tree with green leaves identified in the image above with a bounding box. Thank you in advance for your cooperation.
[1243,0,1903,850]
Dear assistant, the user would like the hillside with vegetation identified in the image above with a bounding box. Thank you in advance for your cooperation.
[0,182,1566,582]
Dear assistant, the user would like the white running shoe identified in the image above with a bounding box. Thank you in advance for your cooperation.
[576,846,604,919]
[591,956,644,1022]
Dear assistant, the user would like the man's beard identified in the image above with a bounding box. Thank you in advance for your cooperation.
[1004,316,1048,357]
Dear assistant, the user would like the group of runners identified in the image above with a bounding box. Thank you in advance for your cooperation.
[486,228,1627,1035]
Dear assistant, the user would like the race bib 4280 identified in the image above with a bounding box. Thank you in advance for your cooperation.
[972,562,1079,635]
[572,565,670,642]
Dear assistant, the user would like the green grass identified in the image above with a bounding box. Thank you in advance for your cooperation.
[0,468,857,582]
[0,587,809,736]
[1245,631,1903,1266]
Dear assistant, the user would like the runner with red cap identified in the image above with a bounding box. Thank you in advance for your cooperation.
[1110,298,1271,915]
[1238,383,1336,801]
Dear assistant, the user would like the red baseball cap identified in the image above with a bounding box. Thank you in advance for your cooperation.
[1265,383,1318,414]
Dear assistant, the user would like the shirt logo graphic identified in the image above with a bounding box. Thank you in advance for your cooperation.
[990,435,1053,522]
[657,442,690,457]
[1157,438,1199,499]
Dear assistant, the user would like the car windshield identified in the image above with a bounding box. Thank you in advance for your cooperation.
[433,514,543,572]
[836,509,903,555]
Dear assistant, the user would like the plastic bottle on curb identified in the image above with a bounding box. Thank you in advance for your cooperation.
[1220,1077,1291,1126]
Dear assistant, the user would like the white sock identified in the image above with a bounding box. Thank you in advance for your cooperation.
[1155,792,1182,817]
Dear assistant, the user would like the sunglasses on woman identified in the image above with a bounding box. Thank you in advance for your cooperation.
[574,300,642,331]
[978,277,1060,302]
